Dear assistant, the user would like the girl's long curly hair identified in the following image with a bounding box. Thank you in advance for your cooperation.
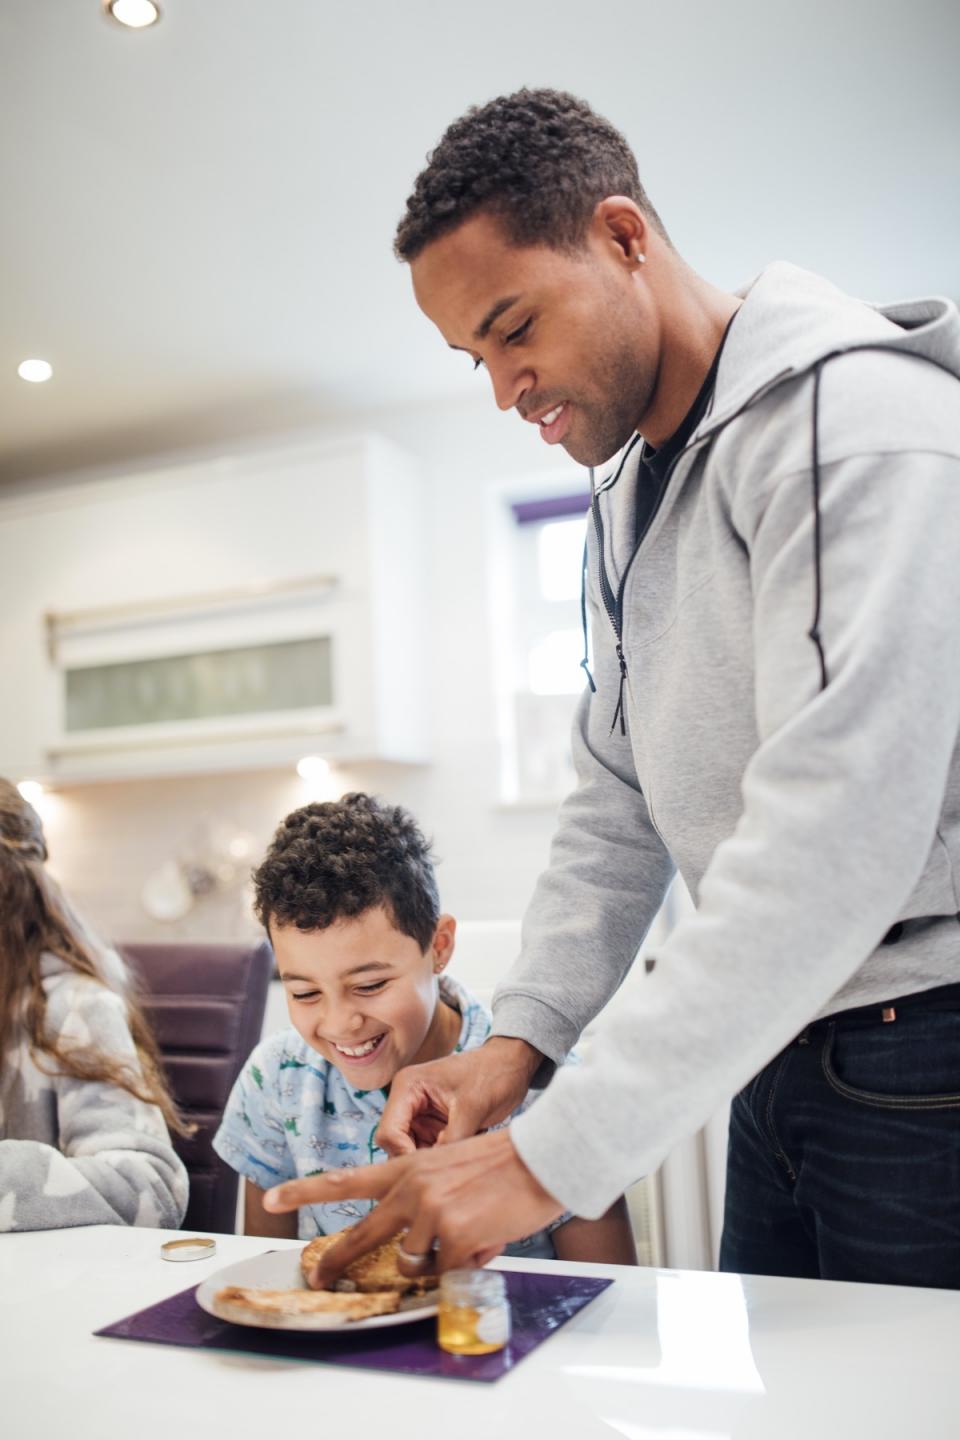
[0,778,191,1136]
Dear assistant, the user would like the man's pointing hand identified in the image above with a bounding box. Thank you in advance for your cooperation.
[263,1128,563,1289]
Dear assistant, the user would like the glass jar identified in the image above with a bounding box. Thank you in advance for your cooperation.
[437,1268,511,1355]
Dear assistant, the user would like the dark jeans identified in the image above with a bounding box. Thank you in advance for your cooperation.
[719,981,960,1289]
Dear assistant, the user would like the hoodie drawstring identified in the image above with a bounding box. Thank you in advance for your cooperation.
[610,643,628,735]
[808,360,829,692]
[579,468,597,692]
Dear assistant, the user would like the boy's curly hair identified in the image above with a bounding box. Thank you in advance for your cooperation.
[252,793,440,952]
[395,87,669,262]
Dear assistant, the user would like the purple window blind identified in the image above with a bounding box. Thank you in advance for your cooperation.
[510,492,591,525]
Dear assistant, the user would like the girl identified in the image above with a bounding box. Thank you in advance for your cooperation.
[0,779,188,1231]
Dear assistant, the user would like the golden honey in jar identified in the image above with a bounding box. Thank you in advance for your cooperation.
[437,1268,511,1355]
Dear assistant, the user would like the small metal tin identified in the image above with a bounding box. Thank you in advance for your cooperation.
[160,1236,217,1263]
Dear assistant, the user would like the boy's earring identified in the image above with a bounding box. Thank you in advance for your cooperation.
[635,251,646,265]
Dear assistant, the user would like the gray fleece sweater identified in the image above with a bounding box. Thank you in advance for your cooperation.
[497,262,960,1219]
[0,951,188,1231]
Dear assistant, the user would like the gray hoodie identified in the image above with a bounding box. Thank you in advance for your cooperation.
[495,262,960,1219]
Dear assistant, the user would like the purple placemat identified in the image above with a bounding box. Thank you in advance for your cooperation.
[94,1270,612,1383]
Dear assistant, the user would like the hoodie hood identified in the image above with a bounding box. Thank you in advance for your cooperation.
[703,261,960,439]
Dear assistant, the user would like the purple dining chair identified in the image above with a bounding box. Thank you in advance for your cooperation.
[118,939,274,1234]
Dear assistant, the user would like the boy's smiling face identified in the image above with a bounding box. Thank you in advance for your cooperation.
[272,904,458,1089]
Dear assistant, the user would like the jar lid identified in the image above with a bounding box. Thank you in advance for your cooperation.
[160,1236,217,1263]
[439,1267,506,1301]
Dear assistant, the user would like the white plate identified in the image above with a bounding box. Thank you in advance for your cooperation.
[196,1248,439,1333]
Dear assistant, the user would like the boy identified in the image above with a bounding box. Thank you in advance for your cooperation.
[215,792,636,1263]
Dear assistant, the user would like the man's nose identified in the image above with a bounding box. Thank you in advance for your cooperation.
[488,357,533,413]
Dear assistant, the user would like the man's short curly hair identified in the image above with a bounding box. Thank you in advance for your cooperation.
[395,87,668,262]
[252,793,440,952]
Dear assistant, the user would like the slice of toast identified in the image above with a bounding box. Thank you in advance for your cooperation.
[300,1232,438,1295]
[215,1284,400,1322]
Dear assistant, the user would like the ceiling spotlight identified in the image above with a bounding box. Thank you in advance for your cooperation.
[103,0,161,29]
[18,359,53,384]
[17,780,45,806]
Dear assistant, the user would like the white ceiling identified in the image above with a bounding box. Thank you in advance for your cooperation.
[2,0,958,483]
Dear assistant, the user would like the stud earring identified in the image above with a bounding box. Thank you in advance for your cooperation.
[636,251,646,265]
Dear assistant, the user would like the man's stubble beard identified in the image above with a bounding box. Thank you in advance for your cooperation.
[565,327,657,469]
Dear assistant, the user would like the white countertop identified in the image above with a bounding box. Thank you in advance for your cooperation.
[2,1226,957,1439]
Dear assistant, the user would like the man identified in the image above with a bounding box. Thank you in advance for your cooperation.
[266,89,960,1288]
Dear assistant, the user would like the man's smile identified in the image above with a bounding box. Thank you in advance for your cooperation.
[532,400,572,445]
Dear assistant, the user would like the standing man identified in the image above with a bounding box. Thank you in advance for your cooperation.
[266,89,960,1288]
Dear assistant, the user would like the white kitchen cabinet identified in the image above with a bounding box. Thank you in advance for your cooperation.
[0,435,429,782]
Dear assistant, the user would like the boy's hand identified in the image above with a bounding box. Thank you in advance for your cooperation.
[375,1036,544,1156]
[263,1128,563,1287]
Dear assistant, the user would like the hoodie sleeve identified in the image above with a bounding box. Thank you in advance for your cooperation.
[0,979,188,1232]
[491,532,676,1066]
[509,355,960,1218]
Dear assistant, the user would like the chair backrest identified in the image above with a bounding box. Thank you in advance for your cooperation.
[117,939,274,1235]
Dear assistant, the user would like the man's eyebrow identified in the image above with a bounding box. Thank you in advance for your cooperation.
[473,294,522,341]
[447,295,524,355]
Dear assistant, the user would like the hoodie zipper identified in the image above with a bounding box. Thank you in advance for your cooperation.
[592,447,681,735]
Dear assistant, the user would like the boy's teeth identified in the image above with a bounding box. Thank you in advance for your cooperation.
[540,404,564,426]
[336,1035,383,1057]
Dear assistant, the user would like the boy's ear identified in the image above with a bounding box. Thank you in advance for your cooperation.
[431,914,457,973]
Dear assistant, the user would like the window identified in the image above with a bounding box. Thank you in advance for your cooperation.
[495,488,592,804]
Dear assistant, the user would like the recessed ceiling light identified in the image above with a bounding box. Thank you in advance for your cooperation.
[18,359,53,383]
[103,0,161,29]
[17,780,45,805]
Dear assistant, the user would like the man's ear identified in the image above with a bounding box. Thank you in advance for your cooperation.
[431,914,457,974]
[591,195,648,267]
